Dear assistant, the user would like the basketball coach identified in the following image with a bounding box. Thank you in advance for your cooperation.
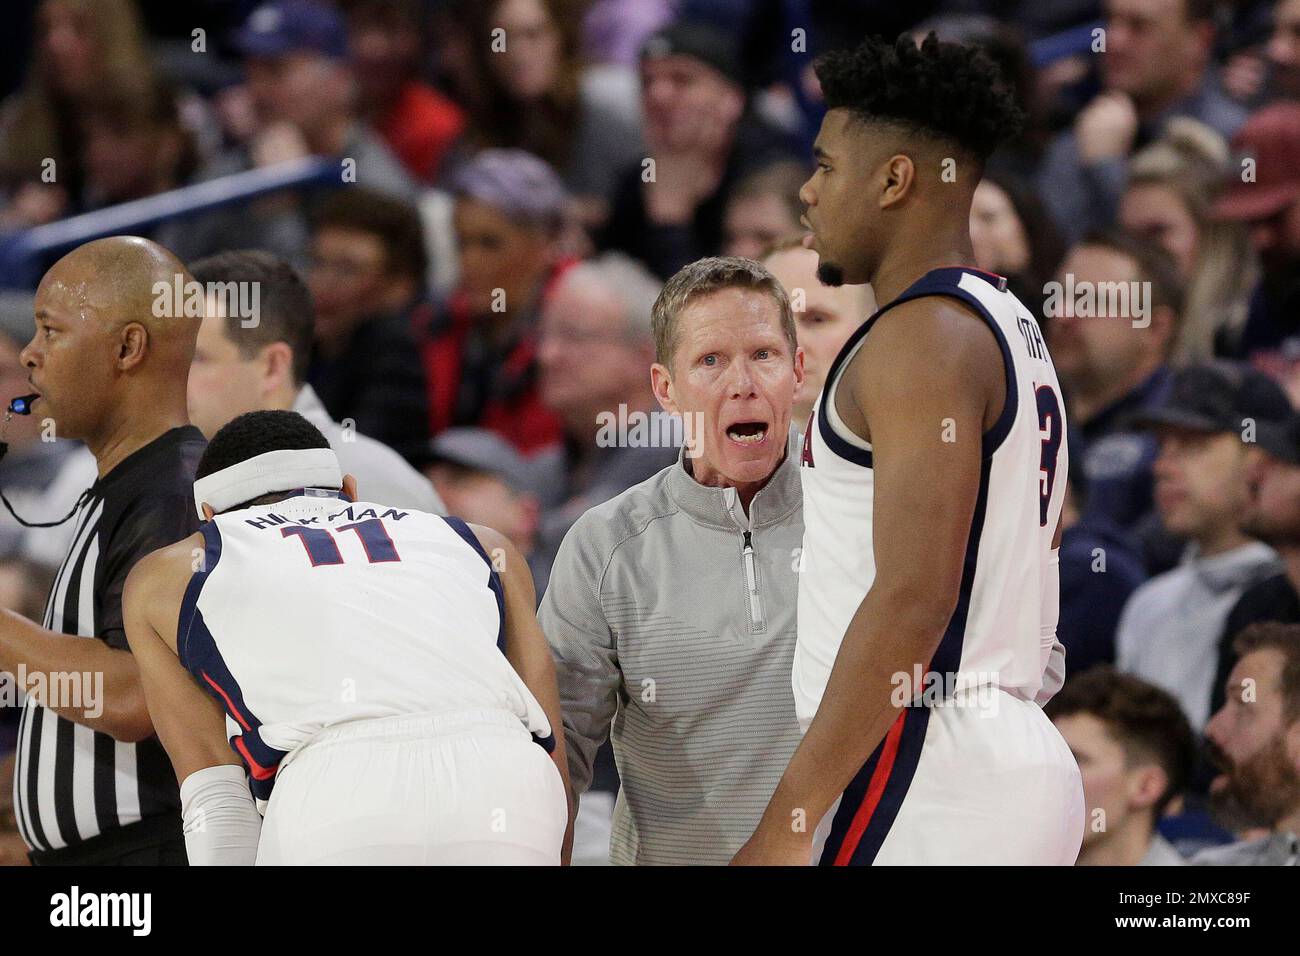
[540,257,807,864]
[0,237,205,864]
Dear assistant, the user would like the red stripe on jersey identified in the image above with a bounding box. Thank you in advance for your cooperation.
[833,710,908,866]
[234,736,277,780]
[202,670,252,731]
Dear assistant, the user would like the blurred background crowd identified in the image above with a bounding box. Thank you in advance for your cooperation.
[2,0,1300,866]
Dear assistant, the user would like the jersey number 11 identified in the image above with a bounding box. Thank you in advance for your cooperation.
[280,519,401,566]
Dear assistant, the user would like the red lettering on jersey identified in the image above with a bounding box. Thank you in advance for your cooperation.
[801,414,815,467]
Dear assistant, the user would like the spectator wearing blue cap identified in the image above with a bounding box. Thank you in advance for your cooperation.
[417,148,569,455]
[1116,361,1291,730]
[1214,409,1300,716]
[232,0,416,202]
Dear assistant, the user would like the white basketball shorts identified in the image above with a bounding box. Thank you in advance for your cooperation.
[255,709,567,865]
[811,689,1084,865]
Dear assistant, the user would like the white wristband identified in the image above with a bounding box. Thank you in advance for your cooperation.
[179,764,263,866]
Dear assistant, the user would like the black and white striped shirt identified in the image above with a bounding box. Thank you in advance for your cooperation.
[13,426,205,857]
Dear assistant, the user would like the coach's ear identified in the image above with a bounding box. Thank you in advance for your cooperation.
[341,473,358,502]
[651,362,678,416]
[201,502,215,520]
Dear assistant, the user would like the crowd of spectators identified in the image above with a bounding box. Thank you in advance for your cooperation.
[2,0,1300,866]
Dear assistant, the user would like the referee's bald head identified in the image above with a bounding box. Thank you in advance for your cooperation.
[23,236,199,447]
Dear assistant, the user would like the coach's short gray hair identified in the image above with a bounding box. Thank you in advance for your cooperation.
[562,252,661,339]
[651,256,797,368]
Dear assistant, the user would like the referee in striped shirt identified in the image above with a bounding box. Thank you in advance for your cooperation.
[0,237,204,864]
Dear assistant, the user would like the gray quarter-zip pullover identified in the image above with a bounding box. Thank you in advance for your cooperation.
[539,429,804,865]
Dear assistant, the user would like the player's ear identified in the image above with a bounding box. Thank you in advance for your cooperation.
[880,154,915,209]
[341,473,358,502]
[201,502,216,520]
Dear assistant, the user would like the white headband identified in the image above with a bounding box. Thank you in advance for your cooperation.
[193,447,342,518]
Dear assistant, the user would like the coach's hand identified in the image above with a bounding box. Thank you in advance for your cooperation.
[730,824,812,866]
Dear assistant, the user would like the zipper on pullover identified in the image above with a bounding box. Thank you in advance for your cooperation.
[741,530,765,630]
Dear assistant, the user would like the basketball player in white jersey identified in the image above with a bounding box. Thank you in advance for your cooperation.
[734,34,1083,865]
[122,410,570,865]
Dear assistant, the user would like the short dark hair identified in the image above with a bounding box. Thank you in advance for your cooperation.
[814,32,1024,163]
[1232,622,1300,724]
[311,187,428,284]
[195,410,332,510]
[1076,228,1186,320]
[1046,666,1195,818]
[188,250,315,384]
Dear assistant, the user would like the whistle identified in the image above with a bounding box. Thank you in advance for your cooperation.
[7,393,38,416]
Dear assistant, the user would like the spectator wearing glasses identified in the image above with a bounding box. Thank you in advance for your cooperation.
[305,187,432,465]
[532,252,678,587]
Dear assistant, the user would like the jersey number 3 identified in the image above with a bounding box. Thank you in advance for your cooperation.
[281,519,401,566]
[1035,385,1063,527]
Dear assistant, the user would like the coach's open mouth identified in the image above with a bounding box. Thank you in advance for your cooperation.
[725,421,770,447]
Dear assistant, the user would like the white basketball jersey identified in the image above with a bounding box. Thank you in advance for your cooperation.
[177,491,552,801]
[793,267,1067,729]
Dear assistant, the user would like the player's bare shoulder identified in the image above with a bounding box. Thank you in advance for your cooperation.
[840,295,1007,439]
[123,530,206,653]
[466,522,529,590]
[863,295,1003,382]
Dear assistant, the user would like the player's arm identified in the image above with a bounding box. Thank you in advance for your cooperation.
[735,300,997,864]
[470,524,576,861]
[124,545,260,865]
[123,546,240,780]
[0,608,152,741]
